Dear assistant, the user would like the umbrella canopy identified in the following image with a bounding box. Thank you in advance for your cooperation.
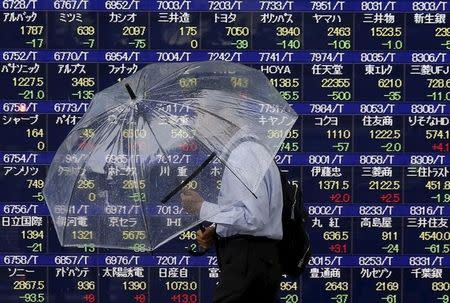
[43,61,298,251]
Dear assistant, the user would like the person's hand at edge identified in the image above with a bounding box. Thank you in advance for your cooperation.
[196,226,216,250]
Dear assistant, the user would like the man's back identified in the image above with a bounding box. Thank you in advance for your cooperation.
[181,134,284,303]
[199,139,283,239]
[198,139,283,303]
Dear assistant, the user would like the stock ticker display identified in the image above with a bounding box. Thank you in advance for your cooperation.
[1,0,450,302]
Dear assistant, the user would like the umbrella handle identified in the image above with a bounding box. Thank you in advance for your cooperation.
[187,224,208,256]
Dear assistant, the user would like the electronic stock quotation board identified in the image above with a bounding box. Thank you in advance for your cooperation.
[0,0,450,302]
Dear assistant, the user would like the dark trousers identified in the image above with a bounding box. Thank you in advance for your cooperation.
[213,235,282,303]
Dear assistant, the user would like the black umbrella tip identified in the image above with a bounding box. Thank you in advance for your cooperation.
[125,83,137,100]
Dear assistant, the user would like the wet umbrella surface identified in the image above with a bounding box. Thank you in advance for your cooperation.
[43,61,298,251]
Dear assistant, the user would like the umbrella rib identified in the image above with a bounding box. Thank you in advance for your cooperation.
[141,63,194,95]
[143,80,190,95]
[215,154,258,199]
[149,106,258,200]
[67,103,127,138]
[139,97,189,108]
[142,98,259,199]
[144,70,254,95]
[134,68,145,96]
[161,152,217,204]
[127,108,152,249]
[61,105,129,245]
[144,109,172,162]
[136,108,182,248]
[139,96,241,130]
[142,91,261,115]
[145,103,224,156]
[125,83,137,100]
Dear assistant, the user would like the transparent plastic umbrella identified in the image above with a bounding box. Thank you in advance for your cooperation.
[43,61,298,251]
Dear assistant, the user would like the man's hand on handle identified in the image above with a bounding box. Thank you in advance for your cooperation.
[196,226,216,250]
[180,189,215,250]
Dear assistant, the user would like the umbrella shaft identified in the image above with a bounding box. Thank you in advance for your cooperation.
[160,152,217,204]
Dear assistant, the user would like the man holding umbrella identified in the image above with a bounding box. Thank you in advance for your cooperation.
[181,103,284,303]
[43,61,296,302]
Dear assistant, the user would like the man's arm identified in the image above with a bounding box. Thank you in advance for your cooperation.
[199,141,273,232]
